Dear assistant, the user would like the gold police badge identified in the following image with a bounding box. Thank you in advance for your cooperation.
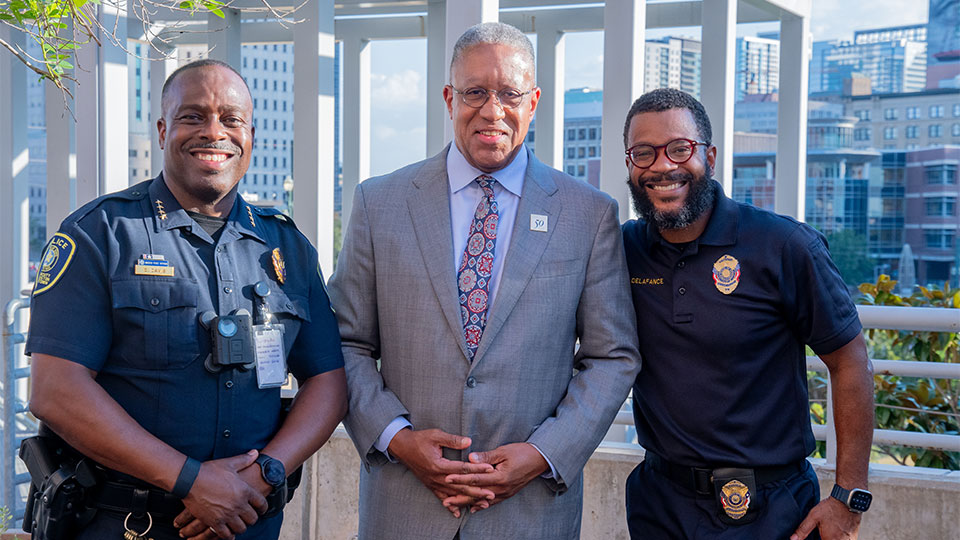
[720,479,751,520]
[272,248,286,285]
[712,254,740,295]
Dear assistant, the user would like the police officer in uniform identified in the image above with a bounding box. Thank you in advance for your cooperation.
[620,89,875,540]
[26,59,347,540]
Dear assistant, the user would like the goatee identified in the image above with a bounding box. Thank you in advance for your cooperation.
[627,170,716,231]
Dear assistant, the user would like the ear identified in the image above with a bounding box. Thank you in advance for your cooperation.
[442,84,454,120]
[705,144,717,174]
[526,86,541,116]
[157,117,167,150]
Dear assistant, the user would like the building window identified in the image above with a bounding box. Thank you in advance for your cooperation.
[588,146,597,158]
[567,148,575,159]
[929,124,943,138]
[253,58,257,69]
[577,165,585,176]
[253,174,258,185]
[883,126,897,140]
[926,164,957,185]
[243,57,247,68]
[132,169,137,177]
[929,105,944,118]
[906,125,918,139]
[578,128,586,140]
[567,128,575,140]
[906,106,920,119]
[953,123,960,137]
[589,128,597,140]
[854,109,871,121]
[924,230,954,249]
[129,149,138,157]
[274,119,278,130]
[883,108,898,120]
[578,147,585,159]
[854,128,872,141]
[925,197,956,217]
[253,79,258,90]
[953,103,960,117]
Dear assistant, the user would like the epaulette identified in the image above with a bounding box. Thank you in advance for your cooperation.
[253,205,296,225]
[63,179,154,225]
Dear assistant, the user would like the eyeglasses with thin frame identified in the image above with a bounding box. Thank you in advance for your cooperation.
[449,86,535,109]
[625,138,709,169]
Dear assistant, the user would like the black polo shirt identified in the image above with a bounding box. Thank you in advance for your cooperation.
[622,181,861,467]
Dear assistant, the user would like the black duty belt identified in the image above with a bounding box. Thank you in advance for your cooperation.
[91,480,185,519]
[643,451,806,496]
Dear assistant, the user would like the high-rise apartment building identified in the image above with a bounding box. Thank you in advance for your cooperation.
[735,36,780,102]
[643,37,701,99]
[926,0,960,89]
[810,25,927,96]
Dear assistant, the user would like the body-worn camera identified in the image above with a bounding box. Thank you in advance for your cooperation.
[200,308,256,373]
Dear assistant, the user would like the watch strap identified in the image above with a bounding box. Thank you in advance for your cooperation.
[830,483,850,505]
[172,456,202,499]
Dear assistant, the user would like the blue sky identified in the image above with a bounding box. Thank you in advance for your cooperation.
[367,1,930,176]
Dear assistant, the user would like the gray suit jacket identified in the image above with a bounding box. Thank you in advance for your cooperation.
[327,146,641,540]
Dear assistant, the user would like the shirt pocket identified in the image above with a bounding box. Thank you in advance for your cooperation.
[262,289,311,356]
[111,278,200,370]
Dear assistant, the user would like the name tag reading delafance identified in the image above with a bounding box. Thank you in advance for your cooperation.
[254,325,287,389]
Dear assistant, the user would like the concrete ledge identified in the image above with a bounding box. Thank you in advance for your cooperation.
[283,430,960,539]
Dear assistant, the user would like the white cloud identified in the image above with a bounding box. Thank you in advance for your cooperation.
[810,0,928,41]
[371,69,424,107]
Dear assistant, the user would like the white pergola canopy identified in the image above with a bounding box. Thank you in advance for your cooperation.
[1,0,811,307]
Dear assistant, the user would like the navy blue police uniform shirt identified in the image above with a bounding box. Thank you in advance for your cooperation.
[26,175,344,463]
[622,180,862,467]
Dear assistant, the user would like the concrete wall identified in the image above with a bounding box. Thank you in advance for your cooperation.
[281,430,960,540]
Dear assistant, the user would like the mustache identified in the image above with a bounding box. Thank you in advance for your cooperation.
[185,141,242,155]
[639,170,695,186]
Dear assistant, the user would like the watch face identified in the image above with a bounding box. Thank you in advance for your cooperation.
[849,490,872,512]
[263,459,285,485]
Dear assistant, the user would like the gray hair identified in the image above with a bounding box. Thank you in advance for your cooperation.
[450,22,536,82]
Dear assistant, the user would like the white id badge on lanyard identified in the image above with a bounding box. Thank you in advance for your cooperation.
[254,324,287,389]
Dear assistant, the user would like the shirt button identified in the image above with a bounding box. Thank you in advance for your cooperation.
[223,286,232,294]
[222,430,231,438]
[150,297,160,307]
[678,287,686,295]
[216,246,223,253]
[677,261,685,268]
[225,380,234,389]
[466,376,477,388]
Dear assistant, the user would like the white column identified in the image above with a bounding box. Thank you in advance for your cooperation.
[426,0,447,155]
[340,36,371,238]
[0,26,30,304]
[46,81,73,233]
[443,0,499,143]
[535,26,565,169]
[75,28,100,204]
[208,9,243,70]
[150,44,178,177]
[766,159,775,179]
[700,0,737,196]
[99,3,129,194]
[293,0,336,274]
[775,11,809,221]
[600,0,645,221]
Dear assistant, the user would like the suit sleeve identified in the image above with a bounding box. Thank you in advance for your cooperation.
[327,183,410,466]
[526,196,642,489]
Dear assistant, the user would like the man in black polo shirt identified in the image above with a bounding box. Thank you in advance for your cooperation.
[620,88,875,540]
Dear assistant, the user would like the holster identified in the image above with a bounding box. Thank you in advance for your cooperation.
[19,424,98,539]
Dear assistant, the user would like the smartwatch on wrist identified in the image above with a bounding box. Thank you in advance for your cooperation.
[830,483,872,513]
[255,453,286,490]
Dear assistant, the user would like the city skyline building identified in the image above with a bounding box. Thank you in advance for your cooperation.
[735,35,780,102]
[643,36,702,99]
[810,25,927,96]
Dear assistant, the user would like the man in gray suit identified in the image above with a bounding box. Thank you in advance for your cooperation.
[328,22,641,540]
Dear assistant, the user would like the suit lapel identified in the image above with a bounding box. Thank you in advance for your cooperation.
[407,146,472,360]
[472,150,561,365]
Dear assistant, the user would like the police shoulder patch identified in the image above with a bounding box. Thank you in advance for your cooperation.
[33,233,77,295]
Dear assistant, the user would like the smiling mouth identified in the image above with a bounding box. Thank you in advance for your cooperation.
[189,150,235,164]
[477,129,506,138]
[647,181,685,191]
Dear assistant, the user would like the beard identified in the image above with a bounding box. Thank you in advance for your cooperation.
[627,170,716,231]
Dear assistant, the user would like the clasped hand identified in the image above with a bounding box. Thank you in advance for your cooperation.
[172,450,273,540]
[388,429,548,518]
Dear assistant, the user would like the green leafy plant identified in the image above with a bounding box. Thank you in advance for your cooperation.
[855,276,958,469]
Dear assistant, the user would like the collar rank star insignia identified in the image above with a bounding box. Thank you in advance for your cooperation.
[272,248,286,285]
[155,199,167,220]
[712,254,740,295]
[720,479,751,520]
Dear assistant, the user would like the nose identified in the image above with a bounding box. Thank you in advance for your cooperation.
[198,116,227,140]
[646,147,677,173]
[478,91,506,121]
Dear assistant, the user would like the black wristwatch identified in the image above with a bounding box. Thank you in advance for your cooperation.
[830,484,872,513]
[255,453,286,490]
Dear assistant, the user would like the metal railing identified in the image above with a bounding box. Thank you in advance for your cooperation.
[1,296,35,522]
[611,305,960,463]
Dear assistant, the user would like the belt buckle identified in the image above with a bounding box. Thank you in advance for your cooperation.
[693,467,713,496]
